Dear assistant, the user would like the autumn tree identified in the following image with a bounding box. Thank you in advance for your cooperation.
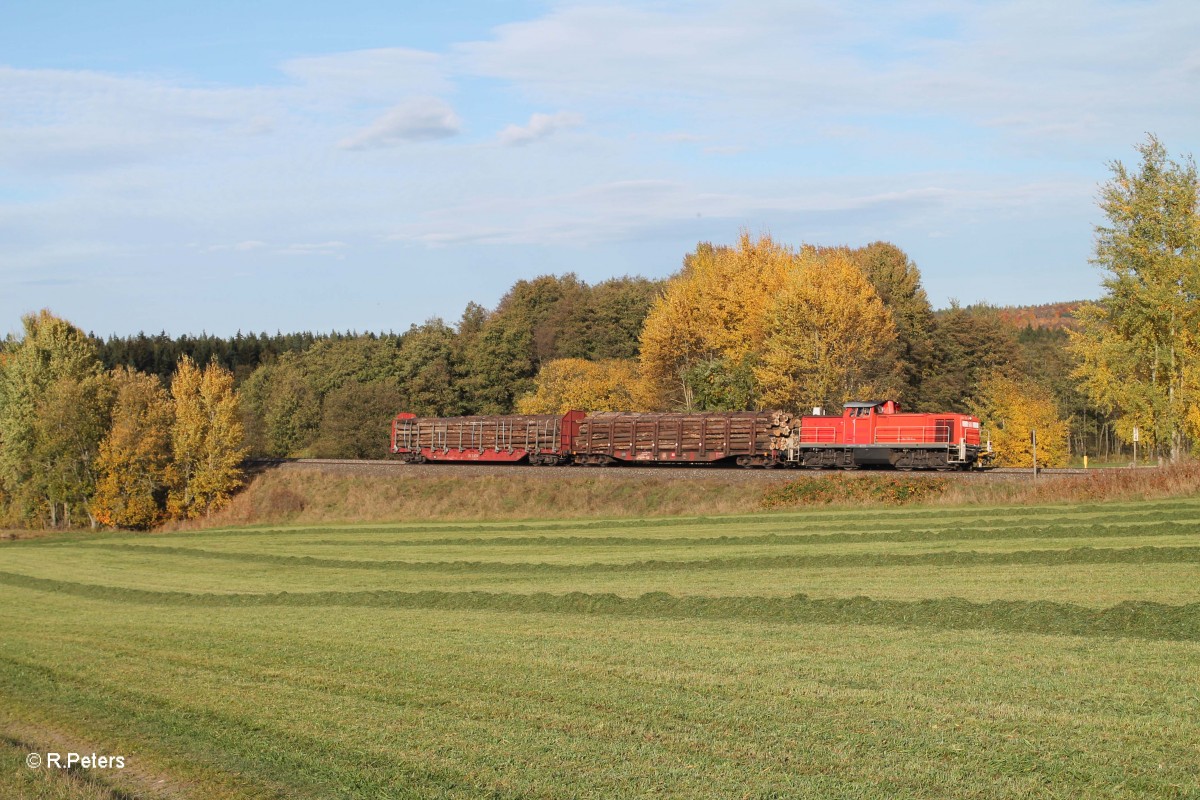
[756,251,898,410]
[0,310,104,524]
[1070,135,1200,460]
[461,275,587,413]
[168,356,246,519]
[91,368,174,529]
[516,358,643,414]
[973,375,1069,467]
[639,233,797,409]
[30,374,113,528]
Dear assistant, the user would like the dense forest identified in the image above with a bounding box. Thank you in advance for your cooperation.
[80,266,1098,461]
[2,135,1195,529]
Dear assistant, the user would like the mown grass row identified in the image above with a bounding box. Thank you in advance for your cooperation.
[3,570,1199,642]
[189,496,1200,537]
[13,497,1200,550]
[52,541,1200,575]
[70,517,1200,554]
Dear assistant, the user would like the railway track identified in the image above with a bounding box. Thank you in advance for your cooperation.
[247,458,1150,482]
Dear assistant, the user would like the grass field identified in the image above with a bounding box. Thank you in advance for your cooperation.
[2,497,1199,798]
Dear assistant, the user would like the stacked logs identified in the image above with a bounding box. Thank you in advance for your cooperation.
[395,414,562,452]
[768,410,796,451]
[575,411,797,460]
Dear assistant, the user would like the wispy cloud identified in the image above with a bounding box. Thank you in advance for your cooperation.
[458,1,1199,147]
[497,111,583,146]
[205,240,267,252]
[281,48,451,104]
[338,97,461,149]
[276,241,348,257]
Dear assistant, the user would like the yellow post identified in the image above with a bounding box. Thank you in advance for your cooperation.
[1083,454,1088,469]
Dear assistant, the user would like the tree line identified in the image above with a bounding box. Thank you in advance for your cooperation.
[1,135,1194,527]
[0,312,244,529]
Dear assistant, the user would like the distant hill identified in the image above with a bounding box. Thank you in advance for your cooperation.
[991,301,1086,331]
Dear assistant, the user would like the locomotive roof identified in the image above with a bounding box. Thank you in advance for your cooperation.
[843,401,886,409]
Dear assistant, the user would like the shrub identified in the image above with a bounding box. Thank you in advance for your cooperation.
[761,475,949,509]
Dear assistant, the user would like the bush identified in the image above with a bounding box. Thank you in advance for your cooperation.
[761,475,949,508]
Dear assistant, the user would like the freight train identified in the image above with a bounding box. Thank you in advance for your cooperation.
[391,400,990,470]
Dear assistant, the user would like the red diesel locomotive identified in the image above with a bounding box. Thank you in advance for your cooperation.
[391,400,988,469]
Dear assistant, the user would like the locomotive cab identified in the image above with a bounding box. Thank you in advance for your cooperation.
[842,401,899,464]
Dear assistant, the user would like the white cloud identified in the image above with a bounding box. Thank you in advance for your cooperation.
[0,66,272,174]
[497,111,583,146]
[383,173,1088,250]
[280,48,451,106]
[276,241,348,257]
[458,1,1200,148]
[338,97,461,149]
[205,240,267,252]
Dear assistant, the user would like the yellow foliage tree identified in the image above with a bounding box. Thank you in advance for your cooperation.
[973,375,1069,467]
[92,368,174,529]
[639,232,797,409]
[516,358,644,414]
[168,356,246,519]
[755,251,898,410]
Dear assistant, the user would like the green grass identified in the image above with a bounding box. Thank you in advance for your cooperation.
[2,498,1200,798]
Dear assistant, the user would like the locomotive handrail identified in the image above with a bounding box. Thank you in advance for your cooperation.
[798,426,839,443]
[874,426,951,444]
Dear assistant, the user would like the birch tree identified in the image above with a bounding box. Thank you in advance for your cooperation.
[1070,136,1200,460]
[973,375,1069,467]
[168,356,246,519]
[92,368,174,529]
[0,310,103,524]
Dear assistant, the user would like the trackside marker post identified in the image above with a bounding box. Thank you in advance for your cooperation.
[1031,429,1037,479]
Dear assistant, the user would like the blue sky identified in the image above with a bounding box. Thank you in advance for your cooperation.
[2,0,1197,337]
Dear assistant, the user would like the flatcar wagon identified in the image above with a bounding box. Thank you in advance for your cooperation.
[391,411,585,465]
[572,411,783,467]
